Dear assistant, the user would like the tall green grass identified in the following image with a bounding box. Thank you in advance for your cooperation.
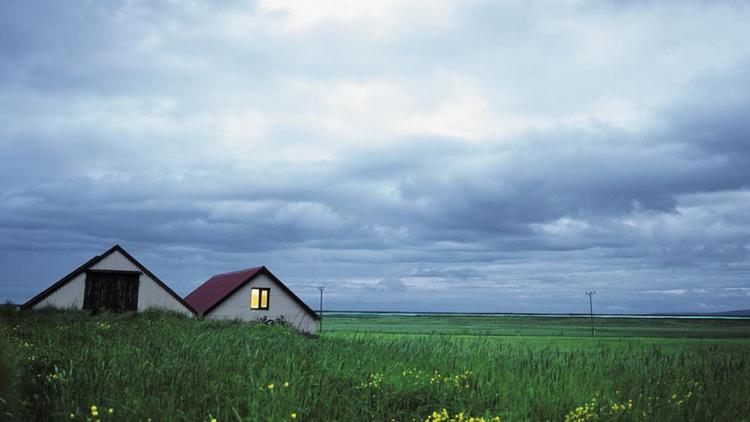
[0,332,20,421]
[1,310,749,421]
[0,303,21,421]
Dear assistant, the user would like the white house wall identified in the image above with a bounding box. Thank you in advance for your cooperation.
[35,273,86,309]
[206,273,318,334]
[34,250,192,316]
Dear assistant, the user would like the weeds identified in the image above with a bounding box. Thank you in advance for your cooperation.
[1,310,748,421]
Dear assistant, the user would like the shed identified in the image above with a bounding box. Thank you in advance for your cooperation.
[21,245,195,316]
[185,266,319,334]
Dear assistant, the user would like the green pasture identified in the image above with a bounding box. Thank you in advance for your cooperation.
[324,313,750,339]
[1,308,749,421]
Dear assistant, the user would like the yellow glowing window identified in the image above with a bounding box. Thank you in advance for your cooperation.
[250,288,270,310]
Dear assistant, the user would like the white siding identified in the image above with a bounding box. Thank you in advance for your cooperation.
[35,273,85,309]
[206,273,318,334]
[33,249,193,316]
[91,250,192,315]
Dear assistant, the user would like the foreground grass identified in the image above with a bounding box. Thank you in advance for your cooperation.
[1,310,749,421]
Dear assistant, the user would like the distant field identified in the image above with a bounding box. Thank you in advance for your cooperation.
[325,313,750,339]
[2,309,749,421]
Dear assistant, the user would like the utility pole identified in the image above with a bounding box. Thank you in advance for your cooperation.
[318,286,325,333]
[586,291,596,337]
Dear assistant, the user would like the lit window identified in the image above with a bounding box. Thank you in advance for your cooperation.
[250,288,270,310]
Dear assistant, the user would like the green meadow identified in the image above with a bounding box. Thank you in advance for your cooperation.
[2,308,749,421]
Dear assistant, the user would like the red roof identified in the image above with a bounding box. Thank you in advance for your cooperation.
[184,266,319,319]
[184,267,263,315]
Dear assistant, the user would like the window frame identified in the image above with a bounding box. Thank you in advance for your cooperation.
[250,287,270,310]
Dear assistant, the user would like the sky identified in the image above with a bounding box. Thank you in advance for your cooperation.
[1,0,749,314]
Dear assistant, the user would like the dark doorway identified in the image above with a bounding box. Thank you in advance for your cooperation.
[83,270,140,312]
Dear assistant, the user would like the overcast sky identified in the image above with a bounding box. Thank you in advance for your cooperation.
[1,1,749,314]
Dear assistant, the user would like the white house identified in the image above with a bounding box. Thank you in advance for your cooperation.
[21,245,195,316]
[185,266,319,334]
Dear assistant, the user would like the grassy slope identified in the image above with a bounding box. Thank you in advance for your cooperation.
[1,310,749,421]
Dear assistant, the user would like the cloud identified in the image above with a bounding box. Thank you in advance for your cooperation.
[1,0,750,313]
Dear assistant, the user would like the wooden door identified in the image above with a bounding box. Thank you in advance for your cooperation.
[83,270,140,312]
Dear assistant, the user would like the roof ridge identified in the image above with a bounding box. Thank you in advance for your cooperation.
[211,265,264,278]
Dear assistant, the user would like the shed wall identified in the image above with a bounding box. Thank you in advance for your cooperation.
[33,250,192,315]
[36,273,86,309]
[206,274,318,334]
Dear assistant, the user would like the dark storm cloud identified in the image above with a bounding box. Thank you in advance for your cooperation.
[1,0,749,313]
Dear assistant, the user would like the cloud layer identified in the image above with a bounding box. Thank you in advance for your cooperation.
[1,0,749,313]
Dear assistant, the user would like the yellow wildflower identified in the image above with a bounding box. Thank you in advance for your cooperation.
[268,383,275,390]
[291,412,297,419]
[284,381,290,388]
[108,408,114,415]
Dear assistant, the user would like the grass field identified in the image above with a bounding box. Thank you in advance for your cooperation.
[1,309,749,421]
[324,313,750,339]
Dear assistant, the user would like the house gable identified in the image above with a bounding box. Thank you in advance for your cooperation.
[186,267,319,319]
[22,245,196,316]
[185,266,319,334]
[208,272,318,333]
